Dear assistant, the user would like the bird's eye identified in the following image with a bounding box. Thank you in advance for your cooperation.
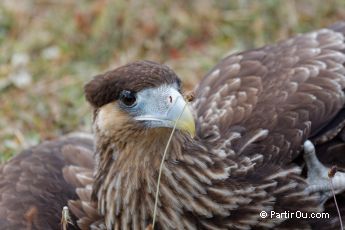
[119,90,137,107]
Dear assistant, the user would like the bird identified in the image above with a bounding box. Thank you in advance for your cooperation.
[1,21,345,230]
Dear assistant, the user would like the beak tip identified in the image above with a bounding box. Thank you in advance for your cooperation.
[189,126,196,138]
[178,120,195,138]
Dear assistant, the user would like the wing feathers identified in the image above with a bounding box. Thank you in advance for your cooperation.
[62,145,94,169]
[192,23,345,229]
[0,135,93,229]
[194,26,345,164]
[61,145,103,229]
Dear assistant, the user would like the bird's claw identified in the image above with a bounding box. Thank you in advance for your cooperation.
[303,140,345,204]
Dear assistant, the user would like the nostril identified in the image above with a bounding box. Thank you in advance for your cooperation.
[169,96,172,103]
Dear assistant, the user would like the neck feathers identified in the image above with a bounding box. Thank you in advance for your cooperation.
[92,128,189,229]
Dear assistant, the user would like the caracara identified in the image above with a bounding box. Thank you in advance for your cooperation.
[1,22,345,230]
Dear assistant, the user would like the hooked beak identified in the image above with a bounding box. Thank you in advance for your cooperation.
[134,86,195,137]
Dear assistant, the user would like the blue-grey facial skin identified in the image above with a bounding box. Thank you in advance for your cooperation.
[118,83,195,136]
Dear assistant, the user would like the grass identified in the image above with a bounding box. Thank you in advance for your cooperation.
[1,0,345,161]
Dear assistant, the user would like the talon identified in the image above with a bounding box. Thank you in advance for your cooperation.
[303,140,345,204]
[303,140,328,181]
[303,140,315,154]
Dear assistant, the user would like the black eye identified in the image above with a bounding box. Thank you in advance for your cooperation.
[119,90,137,107]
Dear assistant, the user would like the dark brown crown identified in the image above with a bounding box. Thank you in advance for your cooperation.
[84,61,181,107]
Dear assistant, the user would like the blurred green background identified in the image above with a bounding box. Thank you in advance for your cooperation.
[1,0,345,161]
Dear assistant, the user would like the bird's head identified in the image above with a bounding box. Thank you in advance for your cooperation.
[84,61,195,147]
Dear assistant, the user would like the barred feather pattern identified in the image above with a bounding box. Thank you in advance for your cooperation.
[61,144,104,230]
[2,23,345,230]
[92,127,321,229]
[91,25,345,229]
[193,28,345,165]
